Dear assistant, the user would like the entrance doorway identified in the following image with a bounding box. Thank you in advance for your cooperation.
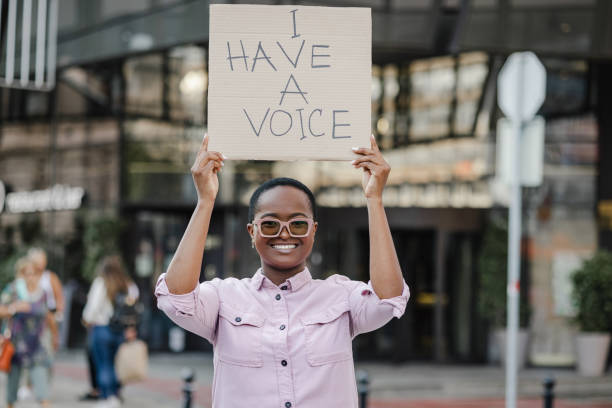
[352,229,481,362]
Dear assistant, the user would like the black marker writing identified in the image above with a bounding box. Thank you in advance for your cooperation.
[243,108,270,137]
[311,45,331,69]
[277,40,305,69]
[279,74,309,106]
[290,9,300,39]
[226,40,249,71]
[252,41,277,72]
[332,110,351,139]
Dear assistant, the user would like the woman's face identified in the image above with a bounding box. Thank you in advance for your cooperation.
[248,186,317,274]
[21,264,37,287]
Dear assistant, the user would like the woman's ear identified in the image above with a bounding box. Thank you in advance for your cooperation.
[247,224,256,248]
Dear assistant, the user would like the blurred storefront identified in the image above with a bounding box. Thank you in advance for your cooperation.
[0,0,609,364]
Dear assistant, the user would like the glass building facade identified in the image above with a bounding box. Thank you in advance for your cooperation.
[0,0,609,364]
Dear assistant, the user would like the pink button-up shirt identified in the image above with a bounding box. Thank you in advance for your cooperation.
[155,268,409,408]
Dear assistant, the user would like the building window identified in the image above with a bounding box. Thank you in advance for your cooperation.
[125,54,164,118]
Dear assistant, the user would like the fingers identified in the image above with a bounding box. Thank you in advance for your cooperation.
[352,135,380,155]
[199,133,209,154]
[353,159,390,176]
[353,161,377,174]
[370,133,380,151]
[203,158,223,174]
[352,146,375,156]
[192,151,225,173]
[194,133,227,168]
[352,154,380,166]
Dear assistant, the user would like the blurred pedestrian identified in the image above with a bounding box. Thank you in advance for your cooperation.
[156,134,409,407]
[27,248,64,322]
[77,344,100,401]
[16,248,63,401]
[82,256,139,408]
[1,258,53,408]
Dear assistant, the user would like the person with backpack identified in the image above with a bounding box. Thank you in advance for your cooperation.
[82,256,139,408]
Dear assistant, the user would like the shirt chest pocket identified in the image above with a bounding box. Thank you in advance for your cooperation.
[216,304,265,367]
[300,302,352,366]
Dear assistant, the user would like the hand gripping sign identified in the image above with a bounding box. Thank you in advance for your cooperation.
[208,4,371,161]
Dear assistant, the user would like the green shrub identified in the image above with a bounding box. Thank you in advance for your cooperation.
[571,250,612,332]
[0,250,27,292]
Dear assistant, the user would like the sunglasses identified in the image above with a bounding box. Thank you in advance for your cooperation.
[251,217,315,238]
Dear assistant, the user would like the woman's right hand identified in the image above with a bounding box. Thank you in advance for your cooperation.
[190,133,226,203]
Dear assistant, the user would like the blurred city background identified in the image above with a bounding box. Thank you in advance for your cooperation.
[0,0,611,406]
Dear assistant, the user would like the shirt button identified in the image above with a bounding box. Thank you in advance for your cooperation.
[279,324,286,331]
[285,403,292,408]
[281,285,288,290]
[235,317,242,323]
[281,360,288,366]
[275,294,281,300]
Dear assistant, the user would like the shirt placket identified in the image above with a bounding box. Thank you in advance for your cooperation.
[269,283,295,408]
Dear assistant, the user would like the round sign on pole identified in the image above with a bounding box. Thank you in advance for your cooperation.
[498,52,546,122]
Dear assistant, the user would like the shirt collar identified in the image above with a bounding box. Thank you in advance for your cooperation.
[251,270,266,290]
[251,267,312,292]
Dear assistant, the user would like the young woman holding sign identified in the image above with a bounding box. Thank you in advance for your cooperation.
[155,133,409,407]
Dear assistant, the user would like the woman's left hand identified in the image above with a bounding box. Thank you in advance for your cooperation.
[352,134,390,199]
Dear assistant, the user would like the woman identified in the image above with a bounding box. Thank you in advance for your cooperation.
[82,256,139,408]
[156,133,409,407]
[17,248,62,402]
[1,258,53,408]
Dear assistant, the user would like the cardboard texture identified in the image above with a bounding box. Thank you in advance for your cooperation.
[208,4,371,161]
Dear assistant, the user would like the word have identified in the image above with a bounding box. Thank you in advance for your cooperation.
[226,40,330,72]
[243,107,350,139]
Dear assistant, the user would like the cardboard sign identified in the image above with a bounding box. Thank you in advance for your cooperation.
[208,4,371,161]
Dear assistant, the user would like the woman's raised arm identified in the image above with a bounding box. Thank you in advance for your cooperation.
[352,134,404,299]
[165,134,226,294]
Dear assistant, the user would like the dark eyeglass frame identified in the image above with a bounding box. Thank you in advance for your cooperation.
[250,217,315,238]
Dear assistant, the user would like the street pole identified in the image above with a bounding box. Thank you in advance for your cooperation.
[505,55,525,408]
[498,50,545,408]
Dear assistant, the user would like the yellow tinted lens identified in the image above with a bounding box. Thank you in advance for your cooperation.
[289,220,309,235]
[260,220,280,236]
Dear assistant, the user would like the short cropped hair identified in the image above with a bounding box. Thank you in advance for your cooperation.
[248,178,317,223]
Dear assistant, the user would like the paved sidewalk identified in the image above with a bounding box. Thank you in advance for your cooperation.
[0,351,610,407]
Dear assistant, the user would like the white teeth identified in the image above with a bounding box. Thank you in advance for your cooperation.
[273,244,297,249]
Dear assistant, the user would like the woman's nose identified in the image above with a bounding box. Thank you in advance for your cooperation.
[279,225,291,239]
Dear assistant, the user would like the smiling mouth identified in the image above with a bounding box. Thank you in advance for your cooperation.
[271,244,298,250]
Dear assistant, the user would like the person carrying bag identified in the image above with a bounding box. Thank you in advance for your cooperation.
[82,256,140,408]
[111,291,147,384]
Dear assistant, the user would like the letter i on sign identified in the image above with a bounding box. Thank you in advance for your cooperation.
[290,9,300,38]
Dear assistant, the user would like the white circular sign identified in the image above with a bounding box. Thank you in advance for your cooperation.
[498,52,546,122]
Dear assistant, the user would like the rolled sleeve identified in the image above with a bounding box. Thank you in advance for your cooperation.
[155,274,220,344]
[342,278,410,338]
[375,281,410,319]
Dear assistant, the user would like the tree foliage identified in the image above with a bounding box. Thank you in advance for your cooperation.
[81,216,122,282]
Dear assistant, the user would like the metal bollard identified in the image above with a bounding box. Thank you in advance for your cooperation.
[182,367,196,408]
[357,370,370,408]
[542,376,555,408]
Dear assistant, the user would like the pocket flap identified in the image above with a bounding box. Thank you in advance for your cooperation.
[219,304,265,327]
[301,302,350,325]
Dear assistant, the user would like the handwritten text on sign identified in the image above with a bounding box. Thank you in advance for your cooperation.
[208,5,371,160]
